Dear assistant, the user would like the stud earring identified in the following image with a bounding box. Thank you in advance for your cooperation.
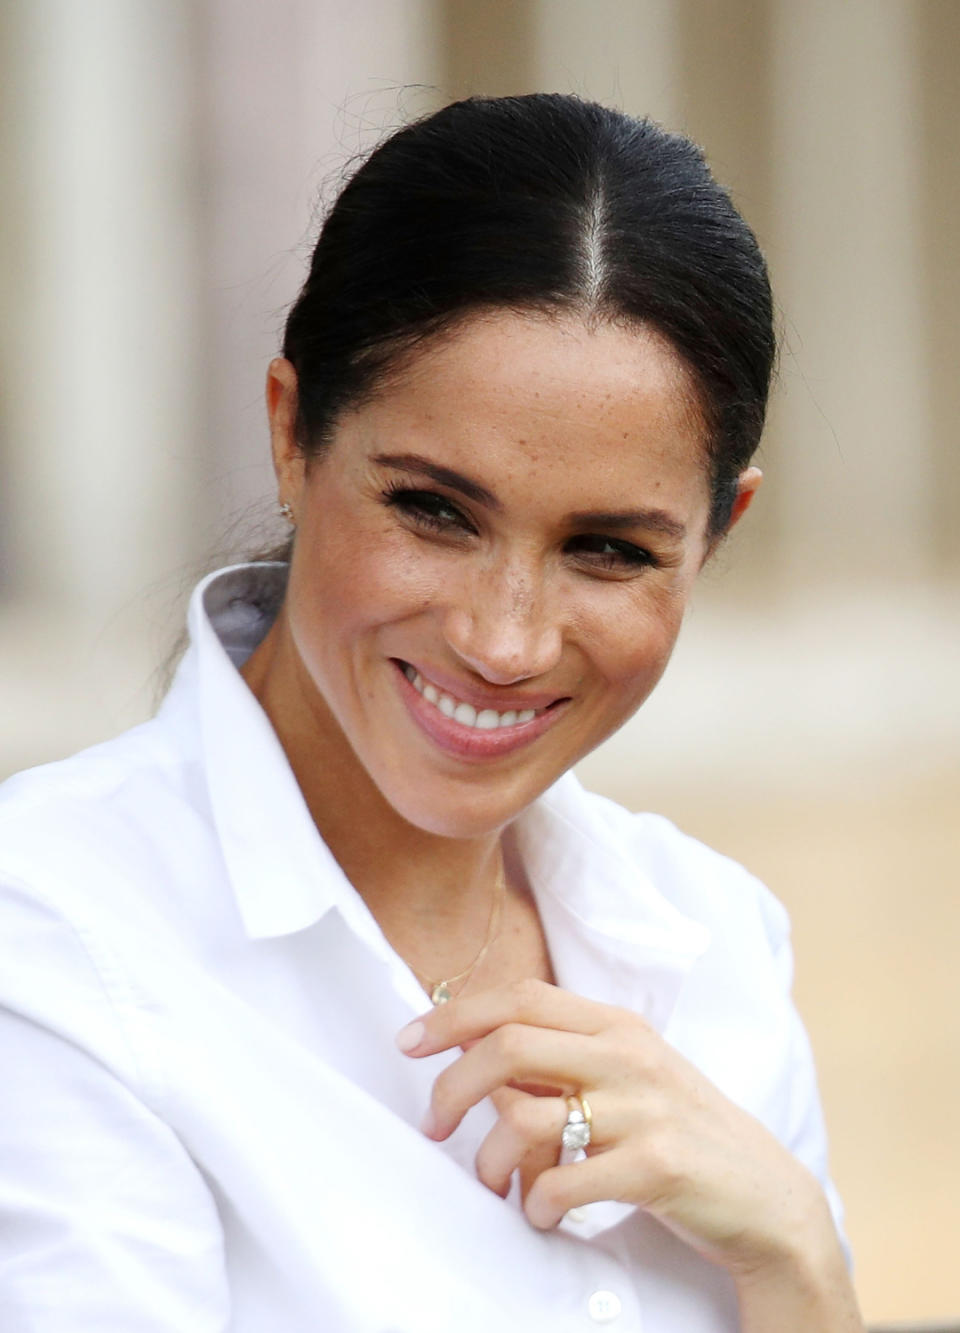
[279,501,294,524]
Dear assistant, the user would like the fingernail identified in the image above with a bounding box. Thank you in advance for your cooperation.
[395,1020,425,1053]
[420,1106,438,1137]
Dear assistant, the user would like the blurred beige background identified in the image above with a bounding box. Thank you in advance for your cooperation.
[1,0,957,1323]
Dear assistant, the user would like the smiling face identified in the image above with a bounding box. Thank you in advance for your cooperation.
[261,310,756,839]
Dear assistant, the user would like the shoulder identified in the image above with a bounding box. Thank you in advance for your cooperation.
[0,717,225,1093]
[635,807,790,957]
[565,780,791,958]
[2,707,182,802]
[564,785,841,1199]
[0,712,214,936]
[0,715,181,843]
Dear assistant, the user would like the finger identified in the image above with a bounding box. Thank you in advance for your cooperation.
[476,1089,566,1198]
[424,1024,607,1140]
[396,977,622,1058]
[523,1152,640,1231]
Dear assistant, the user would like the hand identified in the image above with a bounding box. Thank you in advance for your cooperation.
[396,978,837,1279]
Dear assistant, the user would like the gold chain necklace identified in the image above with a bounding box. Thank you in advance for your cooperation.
[410,863,506,1005]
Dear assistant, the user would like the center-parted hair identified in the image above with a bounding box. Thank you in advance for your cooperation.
[282,93,775,535]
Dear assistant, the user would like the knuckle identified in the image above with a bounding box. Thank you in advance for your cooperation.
[492,1022,528,1065]
[501,1095,542,1140]
[510,976,548,1012]
[614,1006,651,1037]
[430,1068,456,1116]
[626,1014,655,1047]
[616,1021,658,1071]
[474,1148,508,1196]
[500,1096,530,1134]
[641,1130,685,1194]
[529,1166,569,1216]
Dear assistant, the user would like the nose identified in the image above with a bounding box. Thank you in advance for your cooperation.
[441,561,563,686]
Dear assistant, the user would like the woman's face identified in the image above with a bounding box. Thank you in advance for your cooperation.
[270,311,757,838]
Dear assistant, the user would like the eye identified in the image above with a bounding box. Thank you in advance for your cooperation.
[381,485,477,536]
[565,533,656,575]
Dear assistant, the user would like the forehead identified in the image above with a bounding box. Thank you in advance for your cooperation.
[342,310,710,511]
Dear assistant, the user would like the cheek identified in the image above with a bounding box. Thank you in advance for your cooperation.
[289,516,444,644]
[578,588,689,696]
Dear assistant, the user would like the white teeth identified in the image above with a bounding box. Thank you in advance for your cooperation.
[401,663,543,730]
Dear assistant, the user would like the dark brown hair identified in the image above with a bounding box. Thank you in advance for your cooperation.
[282,92,775,537]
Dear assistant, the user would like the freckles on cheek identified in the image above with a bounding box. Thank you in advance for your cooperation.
[308,524,438,615]
[357,565,454,643]
[597,605,684,691]
[365,555,445,617]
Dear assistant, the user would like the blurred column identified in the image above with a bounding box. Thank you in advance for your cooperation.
[530,0,681,126]
[1,0,204,614]
[673,0,779,590]
[438,0,539,98]
[436,0,680,142]
[767,0,934,587]
[916,0,960,576]
[203,0,445,541]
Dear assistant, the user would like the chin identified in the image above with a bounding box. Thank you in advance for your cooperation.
[384,781,534,840]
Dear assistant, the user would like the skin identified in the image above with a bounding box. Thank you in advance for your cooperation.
[242,309,863,1331]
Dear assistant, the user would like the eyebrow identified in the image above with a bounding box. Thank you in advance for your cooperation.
[373,451,687,541]
[567,509,688,541]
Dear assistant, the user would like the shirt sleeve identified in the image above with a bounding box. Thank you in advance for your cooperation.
[767,927,852,1264]
[0,878,231,1331]
[631,811,852,1264]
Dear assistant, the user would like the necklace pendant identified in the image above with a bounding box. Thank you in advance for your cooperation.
[431,982,452,1006]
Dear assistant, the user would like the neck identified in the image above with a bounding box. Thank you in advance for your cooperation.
[240,611,505,933]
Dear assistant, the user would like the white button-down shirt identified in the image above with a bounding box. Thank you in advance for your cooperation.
[0,564,845,1333]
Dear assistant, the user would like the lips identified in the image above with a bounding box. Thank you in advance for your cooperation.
[399,663,540,730]
[393,659,569,760]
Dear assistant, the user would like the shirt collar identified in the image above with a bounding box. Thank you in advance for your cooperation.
[514,774,709,1028]
[163,563,356,939]
[164,564,708,1027]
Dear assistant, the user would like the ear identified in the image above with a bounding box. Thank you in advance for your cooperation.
[702,466,763,564]
[266,357,305,514]
[727,466,763,531]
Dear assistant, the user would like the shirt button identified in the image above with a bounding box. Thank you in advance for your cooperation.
[588,1289,622,1323]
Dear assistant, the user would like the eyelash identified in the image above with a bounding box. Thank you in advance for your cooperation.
[381,484,477,535]
[380,484,657,574]
[565,534,657,572]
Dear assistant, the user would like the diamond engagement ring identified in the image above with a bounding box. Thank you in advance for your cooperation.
[561,1093,593,1152]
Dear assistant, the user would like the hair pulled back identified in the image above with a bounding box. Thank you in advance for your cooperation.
[282,93,775,535]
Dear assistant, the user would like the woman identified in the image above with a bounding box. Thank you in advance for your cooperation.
[0,95,863,1331]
